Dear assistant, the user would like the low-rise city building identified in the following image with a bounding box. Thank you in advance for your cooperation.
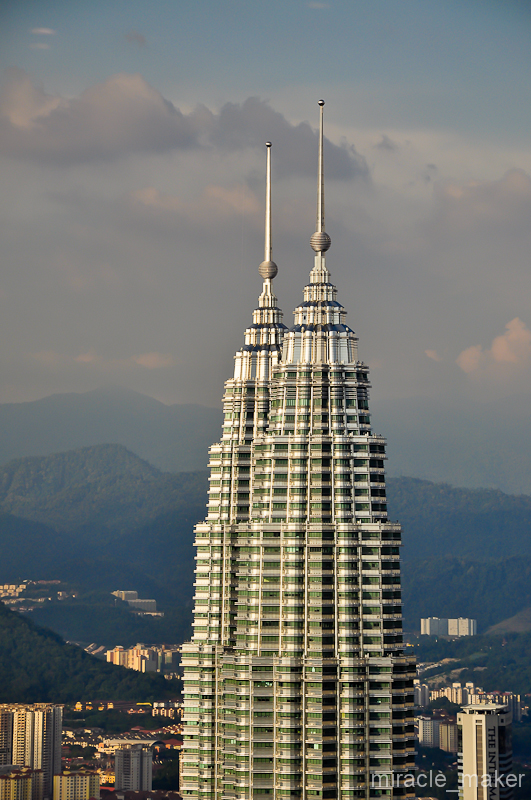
[151,704,180,721]
[0,585,26,599]
[421,617,477,636]
[110,593,159,615]
[53,769,99,800]
[0,766,43,800]
[98,739,160,757]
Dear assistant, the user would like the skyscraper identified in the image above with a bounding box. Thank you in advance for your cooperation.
[457,705,514,800]
[114,745,152,792]
[0,704,62,800]
[181,103,416,800]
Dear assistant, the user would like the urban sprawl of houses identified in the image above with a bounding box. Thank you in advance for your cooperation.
[1,605,528,800]
[0,702,183,800]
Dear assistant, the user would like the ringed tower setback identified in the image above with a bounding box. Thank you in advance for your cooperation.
[181,104,416,800]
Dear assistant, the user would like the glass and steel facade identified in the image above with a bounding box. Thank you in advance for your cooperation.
[181,109,415,800]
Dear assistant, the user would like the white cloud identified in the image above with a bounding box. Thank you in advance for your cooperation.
[0,70,202,161]
[30,28,56,35]
[455,345,484,374]
[425,350,441,362]
[456,318,531,376]
[29,43,50,50]
[0,68,65,128]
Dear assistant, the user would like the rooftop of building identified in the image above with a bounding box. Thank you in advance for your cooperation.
[0,766,42,778]
[460,704,509,714]
[58,768,100,776]
[101,791,182,800]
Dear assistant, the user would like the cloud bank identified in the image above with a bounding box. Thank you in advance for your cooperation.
[430,169,531,238]
[0,70,368,178]
[457,318,531,376]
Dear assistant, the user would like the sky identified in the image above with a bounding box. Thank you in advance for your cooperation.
[2,0,531,411]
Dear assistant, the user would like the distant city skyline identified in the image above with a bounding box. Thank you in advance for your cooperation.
[1,1,531,411]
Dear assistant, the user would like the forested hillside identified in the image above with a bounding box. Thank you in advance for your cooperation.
[387,476,531,561]
[0,601,179,703]
[2,447,531,640]
[411,632,531,696]
[3,387,531,494]
[0,443,207,537]
[401,557,531,630]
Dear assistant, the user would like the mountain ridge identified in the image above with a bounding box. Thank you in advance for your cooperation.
[0,600,179,702]
[0,386,222,473]
[0,443,207,537]
[3,386,531,492]
[1,444,531,637]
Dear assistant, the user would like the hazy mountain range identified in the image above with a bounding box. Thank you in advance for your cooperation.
[0,386,222,472]
[1,443,531,639]
[2,386,531,493]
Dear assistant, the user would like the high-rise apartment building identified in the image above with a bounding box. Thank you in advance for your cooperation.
[417,717,439,749]
[439,721,458,754]
[457,705,514,800]
[181,103,416,800]
[106,644,158,672]
[114,745,152,791]
[413,681,429,708]
[0,713,13,767]
[0,706,62,800]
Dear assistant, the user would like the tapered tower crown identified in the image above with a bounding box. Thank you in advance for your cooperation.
[181,103,416,800]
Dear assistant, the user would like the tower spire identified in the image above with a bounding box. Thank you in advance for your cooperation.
[310,100,331,256]
[259,142,278,282]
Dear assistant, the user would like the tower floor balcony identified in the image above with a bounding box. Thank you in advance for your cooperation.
[275,780,303,790]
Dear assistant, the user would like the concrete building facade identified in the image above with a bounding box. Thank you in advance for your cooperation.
[439,721,457,754]
[114,747,152,792]
[0,707,62,800]
[106,645,158,673]
[417,717,439,749]
[0,767,43,800]
[0,714,13,767]
[457,705,514,800]
[53,769,99,800]
[421,618,476,637]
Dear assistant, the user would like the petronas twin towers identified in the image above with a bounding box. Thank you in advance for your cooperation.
[181,103,416,800]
